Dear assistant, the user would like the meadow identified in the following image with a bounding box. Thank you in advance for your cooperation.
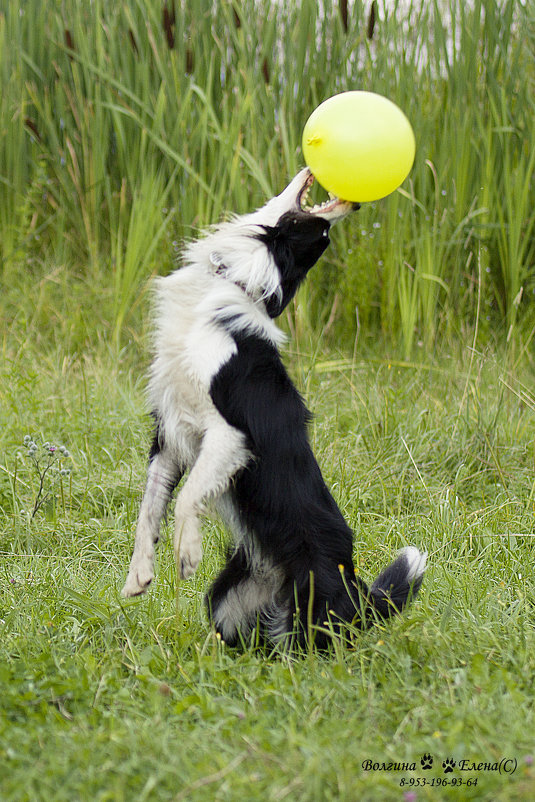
[1,0,535,799]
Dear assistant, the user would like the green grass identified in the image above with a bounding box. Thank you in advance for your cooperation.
[1,266,535,801]
[1,1,535,797]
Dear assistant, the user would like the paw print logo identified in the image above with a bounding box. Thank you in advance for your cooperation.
[420,753,433,770]
[443,758,456,773]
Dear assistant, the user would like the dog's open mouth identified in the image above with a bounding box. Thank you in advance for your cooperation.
[297,170,358,219]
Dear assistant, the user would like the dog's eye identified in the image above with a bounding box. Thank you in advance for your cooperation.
[322,229,328,237]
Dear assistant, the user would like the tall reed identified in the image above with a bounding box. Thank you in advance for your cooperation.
[0,0,533,352]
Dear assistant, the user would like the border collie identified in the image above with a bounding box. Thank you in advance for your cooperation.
[122,168,426,648]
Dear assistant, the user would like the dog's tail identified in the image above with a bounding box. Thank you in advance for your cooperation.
[364,546,427,622]
[296,546,427,648]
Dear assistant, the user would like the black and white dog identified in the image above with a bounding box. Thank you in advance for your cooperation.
[122,168,426,648]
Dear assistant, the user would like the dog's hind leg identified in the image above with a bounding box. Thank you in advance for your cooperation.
[206,545,286,646]
[122,444,182,597]
[174,417,249,579]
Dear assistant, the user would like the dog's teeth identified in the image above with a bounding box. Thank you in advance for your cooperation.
[301,186,313,209]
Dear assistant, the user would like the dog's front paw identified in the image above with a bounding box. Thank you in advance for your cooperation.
[175,516,203,579]
[179,547,202,579]
[122,556,154,597]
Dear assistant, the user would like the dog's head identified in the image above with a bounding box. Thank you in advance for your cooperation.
[184,168,358,318]
[250,169,359,316]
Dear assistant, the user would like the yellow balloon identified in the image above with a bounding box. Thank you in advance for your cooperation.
[302,91,415,202]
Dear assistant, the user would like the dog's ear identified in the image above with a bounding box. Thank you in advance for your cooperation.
[256,213,331,317]
[255,225,295,317]
[257,224,295,273]
[258,214,331,276]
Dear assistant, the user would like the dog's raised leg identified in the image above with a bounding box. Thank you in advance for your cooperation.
[174,418,249,579]
[122,449,181,597]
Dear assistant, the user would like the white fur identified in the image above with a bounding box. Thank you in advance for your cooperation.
[172,415,250,577]
[400,546,428,583]
[122,450,178,596]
